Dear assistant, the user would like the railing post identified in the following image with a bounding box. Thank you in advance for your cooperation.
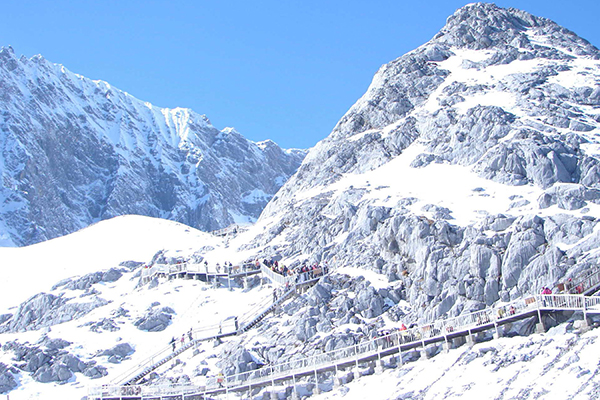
[442,334,450,354]
[353,344,360,380]
[290,374,298,399]
[493,319,501,340]
[582,296,591,332]
[466,329,474,347]
[375,343,384,374]
[536,295,545,334]
[314,366,320,395]
[420,331,428,360]
[270,365,275,399]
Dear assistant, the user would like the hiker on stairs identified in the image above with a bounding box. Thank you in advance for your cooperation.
[170,337,176,352]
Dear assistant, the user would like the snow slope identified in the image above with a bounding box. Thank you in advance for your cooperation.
[0,215,220,310]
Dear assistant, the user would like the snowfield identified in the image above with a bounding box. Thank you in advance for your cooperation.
[0,215,221,310]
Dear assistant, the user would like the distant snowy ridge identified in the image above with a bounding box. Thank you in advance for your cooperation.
[0,48,306,246]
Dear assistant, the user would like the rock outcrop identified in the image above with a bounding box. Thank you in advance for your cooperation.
[248,3,600,323]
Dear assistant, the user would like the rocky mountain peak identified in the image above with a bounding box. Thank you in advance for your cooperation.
[434,3,599,58]
[253,4,600,325]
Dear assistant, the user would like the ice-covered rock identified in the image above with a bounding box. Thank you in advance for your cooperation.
[249,2,600,325]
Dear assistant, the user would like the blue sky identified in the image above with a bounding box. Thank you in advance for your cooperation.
[1,1,599,149]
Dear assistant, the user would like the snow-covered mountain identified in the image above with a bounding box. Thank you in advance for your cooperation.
[3,3,600,400]
[252,2,600,323]
[0,49,306,246]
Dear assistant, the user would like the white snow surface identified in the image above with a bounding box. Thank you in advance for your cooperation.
[0,215,220,310]
[309,325,600,400]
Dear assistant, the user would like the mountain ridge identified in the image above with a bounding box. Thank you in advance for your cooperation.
[251,2,600,323]
[0,46,306,246]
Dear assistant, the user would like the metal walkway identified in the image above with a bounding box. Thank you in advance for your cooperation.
[140,262,262,286]
[89,264,600,399]
[110,268,324,387]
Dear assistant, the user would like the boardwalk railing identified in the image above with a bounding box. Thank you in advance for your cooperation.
[109,269,326,387]
[565,268,600,295]
[111,318,238,386]
[260,264,326,287]
[140,262,259,283]
[89,293,600,399]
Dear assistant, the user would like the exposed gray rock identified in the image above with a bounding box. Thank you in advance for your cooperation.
[0,45,306,246]
[0,292,109,332]
[249,3,600,331]
[0,314,12,325]
[33,363,72,383]
[4,339,104,384]
[82,363,108,379]
[44,338,71,350]
[53,268,125,291]
[119,260,145,270]
[134,307,175,332]
[99,343,135,363]
[0,363,17,394]
[538,183,600,210]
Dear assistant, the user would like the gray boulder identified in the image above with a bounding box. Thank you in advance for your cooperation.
[0,292,109,333]
[538,183,600,210]
[33,363,72,383]
[100,343,135,364]
[134,307,175,332]
[0,363,17,394]
[54,268,124,291]
[82,363,108,379]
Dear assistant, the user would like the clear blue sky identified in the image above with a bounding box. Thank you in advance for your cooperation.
[1,1,599,149]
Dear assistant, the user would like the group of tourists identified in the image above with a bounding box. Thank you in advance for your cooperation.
[201,260,260,275]
[170,328,194,352]
[263,258,329,282]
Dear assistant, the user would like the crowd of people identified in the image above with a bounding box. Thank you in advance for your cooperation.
[263,258,329,281]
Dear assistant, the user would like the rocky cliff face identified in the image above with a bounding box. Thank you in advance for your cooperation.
[250,3,600,323]
[0,50,305,246]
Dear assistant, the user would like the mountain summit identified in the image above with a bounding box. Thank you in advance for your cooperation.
[0,47,305,246]
[252,2,600,321]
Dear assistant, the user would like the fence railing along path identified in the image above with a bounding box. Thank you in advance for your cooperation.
[89,292,600,399]
[563,267,600,296]
[111,269,325,387]
[140,262,262,285]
